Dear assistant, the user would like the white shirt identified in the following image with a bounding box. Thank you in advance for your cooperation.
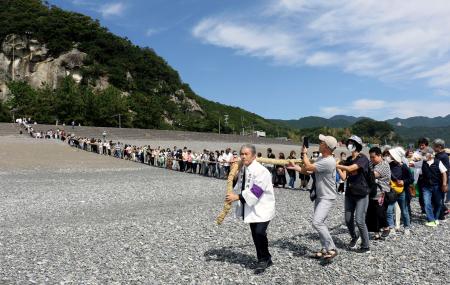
[223,153,233,167]
[233,160,275,223]
[414,159,447,175]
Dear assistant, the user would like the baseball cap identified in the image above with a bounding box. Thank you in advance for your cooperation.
[319,134,338,150]
[347,135,363,146]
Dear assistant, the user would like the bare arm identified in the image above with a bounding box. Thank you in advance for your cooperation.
[442,172,448,188]
[337,167,347,180]
[336,163,360,173]
[301,149,317,172]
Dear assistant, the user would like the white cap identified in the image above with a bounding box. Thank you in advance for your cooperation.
[319,134,338,150]
[348,135,363,146]
[388,147,405,163]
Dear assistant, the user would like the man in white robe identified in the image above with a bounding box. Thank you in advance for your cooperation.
[226,144,275,274]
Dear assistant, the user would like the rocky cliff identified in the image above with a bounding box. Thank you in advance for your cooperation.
[0,34,87,100]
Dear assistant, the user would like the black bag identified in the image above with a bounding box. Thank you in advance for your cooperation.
[347,181,369,197]
[309,174,316,202]
[367,166,379,198]
[384,190,398,204]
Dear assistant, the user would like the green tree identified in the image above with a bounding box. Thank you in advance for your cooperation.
[6,81,38,118]
[95,86,130,127]
[129,92,163,129]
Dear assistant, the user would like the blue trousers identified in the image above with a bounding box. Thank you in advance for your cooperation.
[422,185,443,222]
[386,191,410,228]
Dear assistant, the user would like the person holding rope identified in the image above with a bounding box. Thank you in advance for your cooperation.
[336,135,371,253]
[225,144,275,274]
[287,134,339,260]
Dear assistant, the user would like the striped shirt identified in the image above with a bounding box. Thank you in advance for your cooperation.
[373,160,391,198]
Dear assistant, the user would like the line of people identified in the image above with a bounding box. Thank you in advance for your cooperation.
[225,134,449,274]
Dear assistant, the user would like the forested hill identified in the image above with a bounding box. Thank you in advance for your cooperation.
[0,0,290,137]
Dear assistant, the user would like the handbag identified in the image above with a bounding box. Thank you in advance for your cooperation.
[408,184,416,197]
[309,174,316,202]
[384,190,398,204]
[347,181,369,197]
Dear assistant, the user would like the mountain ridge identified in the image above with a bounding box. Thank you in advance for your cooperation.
[272,114,450,129]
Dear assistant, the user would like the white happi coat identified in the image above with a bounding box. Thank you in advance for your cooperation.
[234,159,275,223]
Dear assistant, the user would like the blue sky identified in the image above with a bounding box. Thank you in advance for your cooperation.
[49,0,450,120]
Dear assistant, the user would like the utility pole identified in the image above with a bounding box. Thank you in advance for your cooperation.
[12,35,15,81]
[218,117,221,135]
[112,114,122,128]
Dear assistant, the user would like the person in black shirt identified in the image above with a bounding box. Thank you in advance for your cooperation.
[432,139,449,219]
[336,135,370,253]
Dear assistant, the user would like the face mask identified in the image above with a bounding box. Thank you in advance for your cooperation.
[347,144,356,152]
[384,156,393,163]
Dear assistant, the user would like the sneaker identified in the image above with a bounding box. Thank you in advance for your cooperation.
[381,228,390,238]
[254,259,273,274]
[435,220,440,225]
[356,247,371,254]
[404,228,411,236]
[349,236,361,249]
[425,221,438,227]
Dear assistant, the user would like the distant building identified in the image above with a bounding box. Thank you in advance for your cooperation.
[254,131,266,137]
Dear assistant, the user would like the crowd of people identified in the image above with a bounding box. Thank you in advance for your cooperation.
[17,121,450,272]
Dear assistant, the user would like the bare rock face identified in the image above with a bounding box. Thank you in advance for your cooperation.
[171,89,205,114]
[0,34,87,100]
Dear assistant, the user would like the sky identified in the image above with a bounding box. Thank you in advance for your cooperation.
[48,0,450,120]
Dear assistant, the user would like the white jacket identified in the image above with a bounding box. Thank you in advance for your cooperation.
[234,160,275,223]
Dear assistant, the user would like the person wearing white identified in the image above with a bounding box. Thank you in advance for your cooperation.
[226,144,275,274]
[223,148,233,178]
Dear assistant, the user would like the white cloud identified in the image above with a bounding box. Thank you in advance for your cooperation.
[305,52,340,66]
[352,99,386,110]
[192,0,450,94]
[99,2,125,18]
[322,99,450,119]
[435,89,450,97]
[145,28,162,37]
[192,18,303,64]
[320,106,347,117]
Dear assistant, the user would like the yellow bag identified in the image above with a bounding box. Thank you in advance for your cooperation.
[390,180,404,194]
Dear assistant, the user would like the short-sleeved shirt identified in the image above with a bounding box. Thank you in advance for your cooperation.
[435,152,450,175]
[373,160,391,199]
[346,154,370,188]
[314,156,337,200]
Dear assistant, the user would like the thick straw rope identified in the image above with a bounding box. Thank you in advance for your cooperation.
[215,157,303,225]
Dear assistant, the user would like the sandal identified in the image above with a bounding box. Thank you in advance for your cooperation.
[323,249,338,260]
[312,248,326,259]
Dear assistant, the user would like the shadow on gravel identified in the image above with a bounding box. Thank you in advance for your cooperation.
[204,247,256,269]
[271,229,351,257]
[271,236,310,257]
[410,213,426,224]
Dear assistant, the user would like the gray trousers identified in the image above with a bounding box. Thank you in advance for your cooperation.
[312,198,336,251]
[345,195,370,248]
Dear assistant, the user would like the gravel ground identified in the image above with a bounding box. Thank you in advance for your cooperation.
[0,137,449,284]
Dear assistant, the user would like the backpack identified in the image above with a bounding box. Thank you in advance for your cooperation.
[366,164,378,198]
